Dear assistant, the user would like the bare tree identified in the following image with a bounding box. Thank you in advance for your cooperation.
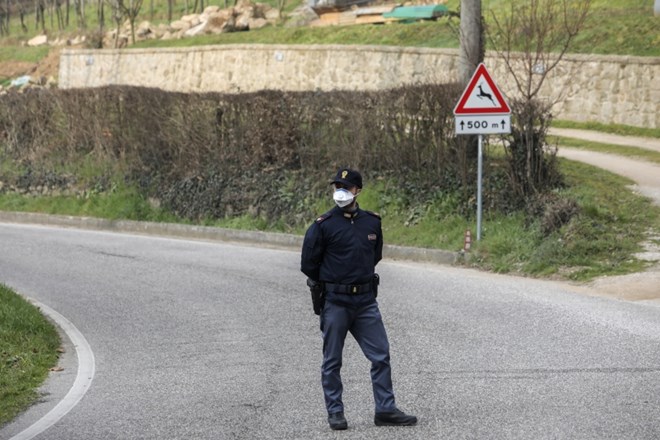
[97,0,105,47]
[0,2,8,35]
[18,0,27,32]
[125,0,144,44]
[486,0,591,201]
[35,0,45,32]
[192,0,204,14]
[106,0,124,47]
[74,0,86,28]
[106,0,144,46]
[53,0,65,30]
[488,0,591,102]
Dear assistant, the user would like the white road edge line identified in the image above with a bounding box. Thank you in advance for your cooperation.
[10,298,96,440]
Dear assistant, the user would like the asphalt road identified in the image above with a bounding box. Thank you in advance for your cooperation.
[2,222,660,439]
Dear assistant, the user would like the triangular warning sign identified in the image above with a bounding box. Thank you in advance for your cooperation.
[454,63,511,115]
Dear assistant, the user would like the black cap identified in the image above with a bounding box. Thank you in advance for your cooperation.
[331,168,363,189]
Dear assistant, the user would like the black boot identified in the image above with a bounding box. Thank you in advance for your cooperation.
[374,408,417,426]
[328,412,348,430]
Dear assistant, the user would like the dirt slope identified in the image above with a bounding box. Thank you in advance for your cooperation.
[0,46,62,80]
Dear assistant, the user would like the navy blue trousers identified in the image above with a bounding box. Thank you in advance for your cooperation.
[320,298,396,414]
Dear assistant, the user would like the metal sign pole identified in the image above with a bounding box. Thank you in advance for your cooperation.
[477,134,483,241]
[453,64,510,243]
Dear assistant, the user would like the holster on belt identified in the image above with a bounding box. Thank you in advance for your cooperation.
[307,278,324,315]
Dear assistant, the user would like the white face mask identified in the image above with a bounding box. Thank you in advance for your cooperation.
[333,188,356,208]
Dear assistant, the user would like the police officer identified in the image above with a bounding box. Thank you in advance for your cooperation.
[301,168,417,431]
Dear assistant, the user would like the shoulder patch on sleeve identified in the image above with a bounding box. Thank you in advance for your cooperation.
[315,213,332,223]
[365,210,381,219]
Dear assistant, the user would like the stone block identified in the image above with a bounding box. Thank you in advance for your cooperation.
[170,20,191,31]
[28,35,48,47]
[248,17,269,29]
[204,5,220,14]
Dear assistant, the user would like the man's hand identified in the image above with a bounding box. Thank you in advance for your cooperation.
[306,278,324,315]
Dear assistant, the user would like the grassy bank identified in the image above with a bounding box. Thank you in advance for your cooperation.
[549,137,660,165]
[553,120,660,139]
[1,157,658,282]
[550,120,660,164]
[133,0,659,57]
[0,285,61,427]
[473,159,657,279]
[0,1,658,62]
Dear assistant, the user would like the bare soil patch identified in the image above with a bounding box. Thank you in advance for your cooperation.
[0,47,62,81]
[0,60,36,79]
[32,47,62,79]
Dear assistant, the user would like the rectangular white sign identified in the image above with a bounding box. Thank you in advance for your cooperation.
[455,115,511,135]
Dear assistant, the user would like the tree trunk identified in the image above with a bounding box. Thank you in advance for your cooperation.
[458,0,483,85]
[4,0,10,35]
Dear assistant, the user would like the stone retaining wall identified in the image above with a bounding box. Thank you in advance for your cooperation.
[59,44,659,128]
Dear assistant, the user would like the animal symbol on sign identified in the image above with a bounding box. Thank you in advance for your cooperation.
[477,83,496,106]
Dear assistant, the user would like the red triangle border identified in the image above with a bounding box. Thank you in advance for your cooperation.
[454,63,511,115]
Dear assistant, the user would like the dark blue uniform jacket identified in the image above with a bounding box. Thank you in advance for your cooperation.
[301,205,383,305]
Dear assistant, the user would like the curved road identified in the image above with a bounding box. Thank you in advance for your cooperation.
[1,222,660,439]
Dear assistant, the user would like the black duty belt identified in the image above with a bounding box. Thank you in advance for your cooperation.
[325,282,372,295]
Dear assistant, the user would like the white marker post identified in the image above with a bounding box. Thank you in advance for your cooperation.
[453,63,511,241]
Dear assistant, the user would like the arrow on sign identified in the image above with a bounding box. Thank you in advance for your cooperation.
[455,115,512,135]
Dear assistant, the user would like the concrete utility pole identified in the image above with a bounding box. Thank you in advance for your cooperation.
[458,0,483,85]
